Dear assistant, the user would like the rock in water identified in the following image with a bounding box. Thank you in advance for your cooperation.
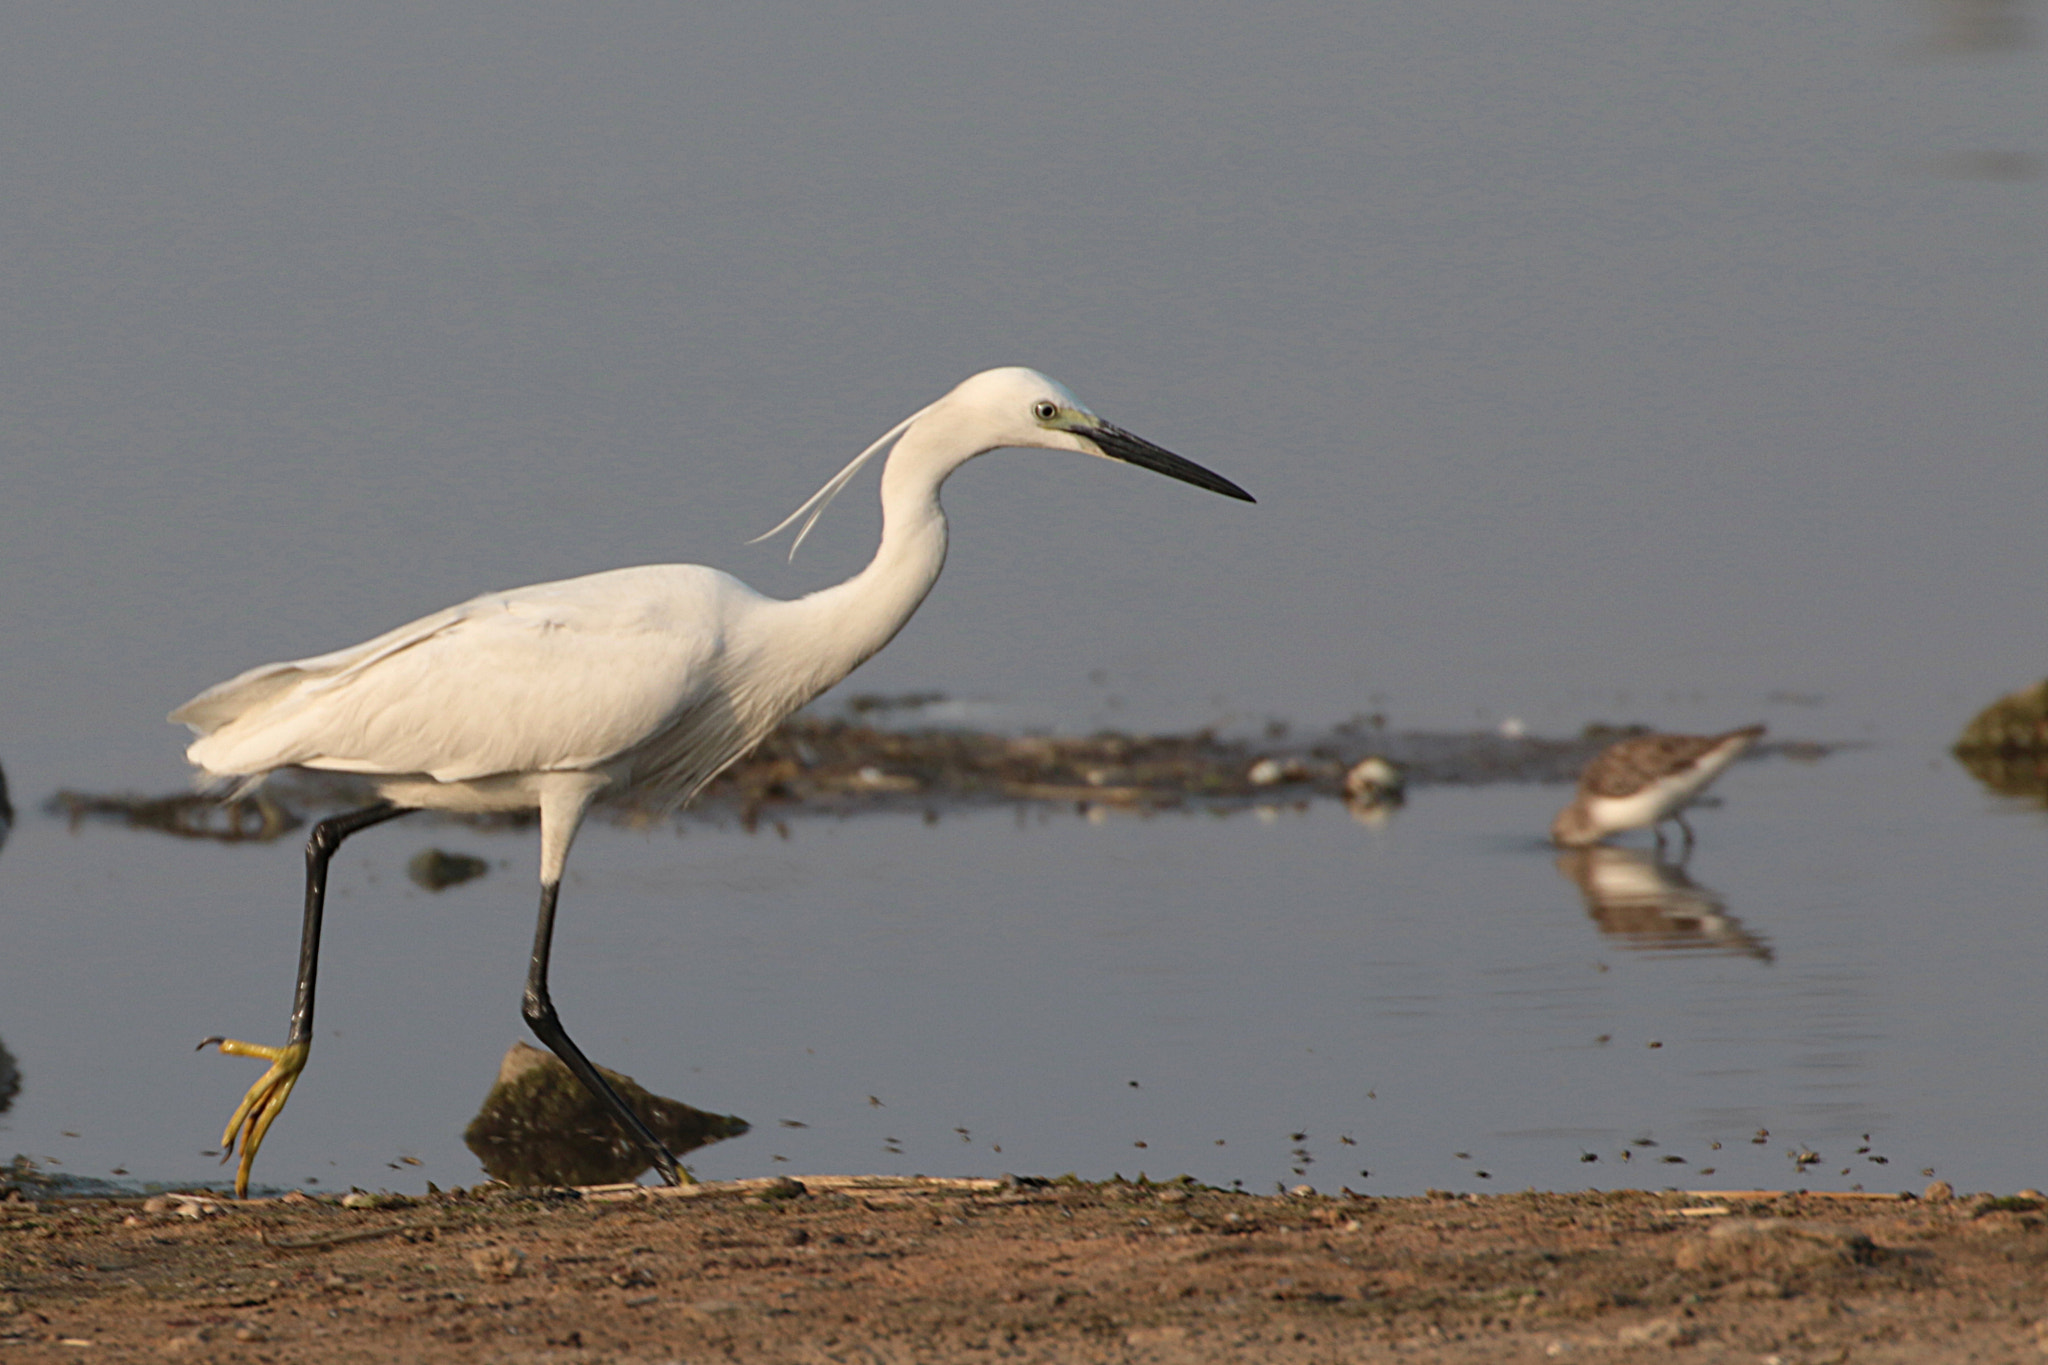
[464,1042,748,1186]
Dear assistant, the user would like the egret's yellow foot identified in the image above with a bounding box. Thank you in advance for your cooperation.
[198,1036,309,1198]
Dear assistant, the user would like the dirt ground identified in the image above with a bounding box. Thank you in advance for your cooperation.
[4,1177,2046,1363]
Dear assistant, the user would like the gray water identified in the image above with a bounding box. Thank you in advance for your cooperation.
[1,1,2044,1196]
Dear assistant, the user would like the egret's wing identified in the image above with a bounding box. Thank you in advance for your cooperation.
[179,566,741,785]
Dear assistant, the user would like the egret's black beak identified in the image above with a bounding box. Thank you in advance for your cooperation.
[1083,422,1255,503]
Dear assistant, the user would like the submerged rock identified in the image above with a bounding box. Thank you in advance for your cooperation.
[406,848,489,891]
[464,1042,748,1188]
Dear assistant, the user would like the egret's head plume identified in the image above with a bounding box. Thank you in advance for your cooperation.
[752,367,1252,561]
[749,402,934,560]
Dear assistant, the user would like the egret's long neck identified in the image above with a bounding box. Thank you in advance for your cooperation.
[821,443,953,668]
[753,422,963,706]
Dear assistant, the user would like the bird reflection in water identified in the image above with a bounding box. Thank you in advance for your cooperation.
[1554,846,1773,962]
[464,1043,749,1188]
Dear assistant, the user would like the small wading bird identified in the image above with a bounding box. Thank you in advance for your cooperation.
[1550,725,1765,852]
[173,367,1253,1196]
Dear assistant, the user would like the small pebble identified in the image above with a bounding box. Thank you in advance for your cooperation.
[469,1246,527,1281]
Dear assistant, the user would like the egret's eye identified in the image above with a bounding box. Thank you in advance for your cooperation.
[1032,400,1060,422]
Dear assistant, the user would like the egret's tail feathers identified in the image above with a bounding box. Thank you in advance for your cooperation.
[174,599,476,779]
[171,664,309,735]
[175,663,336,781]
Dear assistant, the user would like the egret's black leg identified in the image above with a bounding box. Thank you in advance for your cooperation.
[202,800,412,1196]
[1674,812,1697,859]
[291,801,411,1043]
[522,878,686,1186]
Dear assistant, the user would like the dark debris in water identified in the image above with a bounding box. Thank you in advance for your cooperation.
[43,716,1838,842]
[406,847,490,891]
[45,789,301,842]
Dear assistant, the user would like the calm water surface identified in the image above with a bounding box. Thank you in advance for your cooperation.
[0,1,2043,1193]
[6,732,2047,1196]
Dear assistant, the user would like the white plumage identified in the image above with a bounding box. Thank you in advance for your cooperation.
[173,365,1254,1196]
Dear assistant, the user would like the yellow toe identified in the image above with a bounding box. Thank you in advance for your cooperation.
[204,1037,309,1198]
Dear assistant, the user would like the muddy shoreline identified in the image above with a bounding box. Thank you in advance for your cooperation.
[3,1177,2044,1362]
[15,718,1960,1361]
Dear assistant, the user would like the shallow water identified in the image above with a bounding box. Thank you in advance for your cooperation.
[5,727,2045,1197]
[1,1,2045,1194]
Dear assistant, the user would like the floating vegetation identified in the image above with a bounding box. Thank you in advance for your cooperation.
[41,715,1837,841]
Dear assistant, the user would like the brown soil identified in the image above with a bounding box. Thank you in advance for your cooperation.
[5,1178,2045,1362]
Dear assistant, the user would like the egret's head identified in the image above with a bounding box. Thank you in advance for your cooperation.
[755,366,1252,560]
[944,366,1255,503]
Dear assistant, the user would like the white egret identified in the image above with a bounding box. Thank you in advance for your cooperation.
[1550,726,1764,852]
[172,366,1253,1196]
